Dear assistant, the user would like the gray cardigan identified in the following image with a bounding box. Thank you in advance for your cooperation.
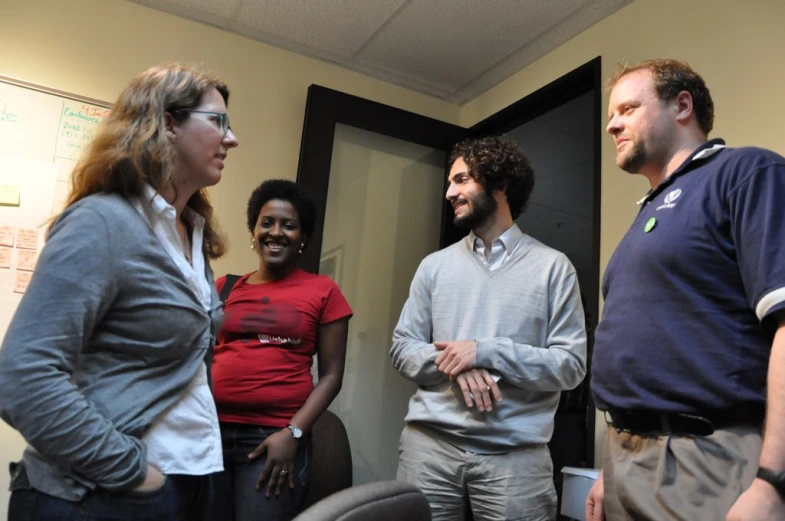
[0,193,223,501]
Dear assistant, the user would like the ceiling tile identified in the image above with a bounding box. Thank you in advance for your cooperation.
[127,0,633,103]
[230,0,407,60]
[450,0,632,103]
[132,0,242,25]
[353,0,593,94]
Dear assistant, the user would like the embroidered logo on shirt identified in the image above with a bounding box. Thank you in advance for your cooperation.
[258,334,302,345]
[235,296,304,348]
[657,188,682,211]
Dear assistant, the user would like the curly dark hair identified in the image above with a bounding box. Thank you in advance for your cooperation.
[607,59,714,135]
[246,179,317,240]
[448,136,535,219]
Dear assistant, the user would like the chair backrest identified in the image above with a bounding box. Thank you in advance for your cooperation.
[303,410,353,509]
[294,480,431,521]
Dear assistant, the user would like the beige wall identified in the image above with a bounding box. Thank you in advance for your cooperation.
[461,0,785,465]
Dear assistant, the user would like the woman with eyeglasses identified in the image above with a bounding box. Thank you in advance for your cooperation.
[0,63,239,521]
[210,179,353,521]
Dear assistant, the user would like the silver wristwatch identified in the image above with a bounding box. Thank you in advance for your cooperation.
[287,423,303,440]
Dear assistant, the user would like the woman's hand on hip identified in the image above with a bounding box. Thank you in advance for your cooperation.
[132,465,166,492]
[249,428,299,497]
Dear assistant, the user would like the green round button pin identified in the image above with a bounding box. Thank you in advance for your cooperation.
[644,217,657,233]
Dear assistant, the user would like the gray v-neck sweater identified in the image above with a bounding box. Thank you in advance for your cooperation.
[391,233,587,453]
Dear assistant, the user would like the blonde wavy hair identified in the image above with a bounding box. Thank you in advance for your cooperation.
[55,62,229,259]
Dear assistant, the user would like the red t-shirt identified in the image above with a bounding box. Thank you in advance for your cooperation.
[212,268,352,427]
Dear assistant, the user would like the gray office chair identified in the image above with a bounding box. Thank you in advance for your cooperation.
[294,480,431,521]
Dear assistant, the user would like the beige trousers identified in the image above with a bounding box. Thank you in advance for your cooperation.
[603,424,762,521]
[397,424,556,521]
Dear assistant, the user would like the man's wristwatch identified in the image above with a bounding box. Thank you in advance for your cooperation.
[287,424,303,440]
[756,467,785,498]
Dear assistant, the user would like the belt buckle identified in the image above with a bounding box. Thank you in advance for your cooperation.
[679,413,715,436]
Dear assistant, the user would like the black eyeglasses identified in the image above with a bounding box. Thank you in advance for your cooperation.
[176,110,231,135]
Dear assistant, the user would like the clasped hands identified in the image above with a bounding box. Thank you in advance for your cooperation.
[434,340,502,412]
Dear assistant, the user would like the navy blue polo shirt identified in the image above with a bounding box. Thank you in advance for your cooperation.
[592,139,785,414]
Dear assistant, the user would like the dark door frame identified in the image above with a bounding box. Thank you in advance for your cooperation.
[295,56,602,468]
[294,86,466,274]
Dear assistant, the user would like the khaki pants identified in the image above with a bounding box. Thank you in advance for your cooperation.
[603,424,762,521]
[397,424,556,521]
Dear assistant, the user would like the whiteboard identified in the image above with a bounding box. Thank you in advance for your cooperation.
[0,76,111,335]
[0,77,111,516]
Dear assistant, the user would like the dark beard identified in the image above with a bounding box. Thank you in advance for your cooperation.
[454,189,498,230]
[619,139,648,173]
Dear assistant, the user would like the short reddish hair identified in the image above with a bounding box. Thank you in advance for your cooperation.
[608,59,714,135]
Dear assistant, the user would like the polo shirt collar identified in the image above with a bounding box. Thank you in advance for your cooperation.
[636,138,726,206]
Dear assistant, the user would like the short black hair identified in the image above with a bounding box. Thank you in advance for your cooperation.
[246,179,317,239]
[448,136,535,219]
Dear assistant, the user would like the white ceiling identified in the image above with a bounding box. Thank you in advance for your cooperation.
[127,0,632,104]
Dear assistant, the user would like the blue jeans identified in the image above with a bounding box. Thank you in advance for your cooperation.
[8,463,216,521]
[212,422,312,521]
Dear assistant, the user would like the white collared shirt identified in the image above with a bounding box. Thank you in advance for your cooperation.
[131,184,222,475]
[469,224,524,271]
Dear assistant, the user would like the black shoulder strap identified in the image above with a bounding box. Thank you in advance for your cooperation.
[206,274,242,390]
[219,274,241,304]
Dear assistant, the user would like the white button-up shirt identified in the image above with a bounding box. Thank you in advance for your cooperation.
[132,184,222,475]
[469,224,524,271]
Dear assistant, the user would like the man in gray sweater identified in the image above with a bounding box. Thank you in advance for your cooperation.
[391,136,588,521]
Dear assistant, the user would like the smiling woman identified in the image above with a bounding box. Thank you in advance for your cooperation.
[211,179,353,521]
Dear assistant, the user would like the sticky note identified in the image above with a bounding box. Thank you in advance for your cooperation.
[0,226,14,247]
[15,228,38,250]
[0,246,10,268]
[0,185,20,207]
[16,249,38,272]
[13,271,31,294]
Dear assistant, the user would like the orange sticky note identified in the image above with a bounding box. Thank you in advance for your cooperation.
[0,226,14,247]
[0,246,10,268]
[13,271,31,294]
[15,228,38,250]
[16,249,38,272]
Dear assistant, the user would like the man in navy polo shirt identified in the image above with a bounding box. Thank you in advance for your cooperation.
[585,59,785,521]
